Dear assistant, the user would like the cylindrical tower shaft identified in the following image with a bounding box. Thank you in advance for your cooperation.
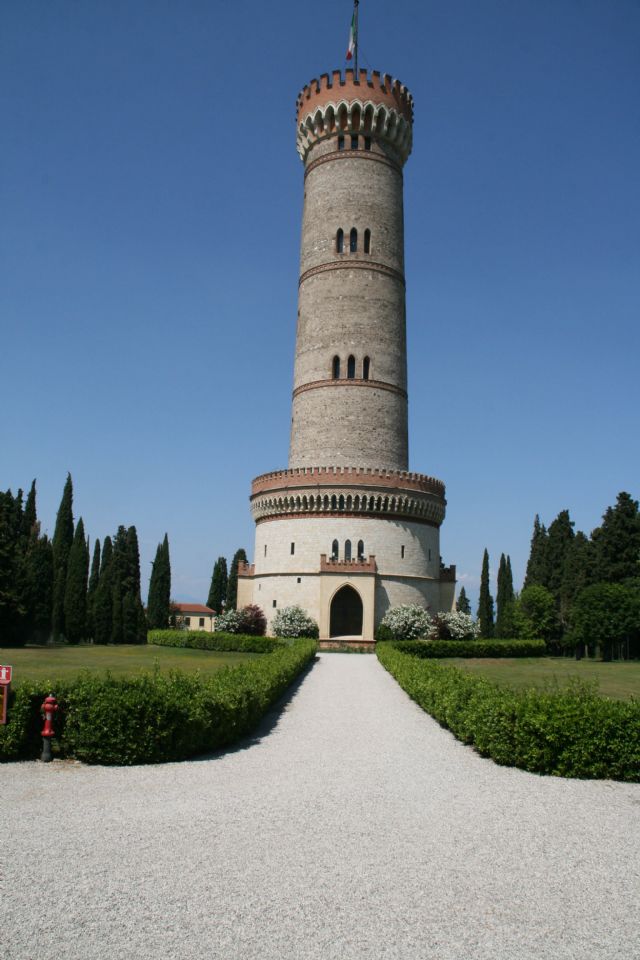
[289,70,414,471]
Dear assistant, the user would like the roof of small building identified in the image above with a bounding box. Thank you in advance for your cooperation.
[174,603,215,615]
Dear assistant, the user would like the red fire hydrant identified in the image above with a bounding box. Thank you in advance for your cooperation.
[40,694,59,762]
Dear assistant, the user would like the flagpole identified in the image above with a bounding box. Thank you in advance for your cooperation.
[354,0,360,74]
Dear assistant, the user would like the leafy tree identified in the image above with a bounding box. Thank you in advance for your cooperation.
[147,533,171,629]
[495,553,516,637]
[0,489,26,645]
[238,604,267,636]
[207,556,228,614]
[559,531,595,623]
[23,533,54,643]
[456,586,471,615]
[569,582,640,661]
[592,492,640,584]
[64,518,89,643]
[94,536,113,645]
[52,474,74,640]
[226,548,247,611]
[86,539,101,639]
[514,584,559,648]
[109,525,146,643]
[523,515,548,589]
[477,549,494,638]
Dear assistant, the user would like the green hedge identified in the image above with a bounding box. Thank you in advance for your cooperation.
[377,642,640,781]
[148,630,285,653]
[0,639,316,765]
[392,638,547,658]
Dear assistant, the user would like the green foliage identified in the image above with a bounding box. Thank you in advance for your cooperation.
[226,548,247,611]
[86,538,101,639]
[64,518,89,643]
[377,643,640,782]
[523,514,548,590]
[149,629,284,653]
[456,586,471,615]
[0,640,316,764]
[207,556,228,614]
[147,533,171,629]
[477,548,494,638]
[93,536,113,645]
[514,584,559,648]
[391,638,547,658]
[592,492,640,584]
[52,473,74,640]
[272,605,319,639]
[569,582,640,661]
[560,531,596,623]
[495,553,516,638]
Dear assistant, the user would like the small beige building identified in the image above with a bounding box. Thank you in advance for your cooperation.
[173,603,216,632]
[238,69,456,642]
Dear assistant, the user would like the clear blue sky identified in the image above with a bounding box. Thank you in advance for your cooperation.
[2,1,639,610]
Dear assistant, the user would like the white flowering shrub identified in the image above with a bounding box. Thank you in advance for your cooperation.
[431,611,480,641]
[272,605,319,639]
[214,609,243,634]
[379,604,433,641]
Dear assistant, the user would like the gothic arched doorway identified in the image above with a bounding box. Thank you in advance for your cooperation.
[330,585,363,637]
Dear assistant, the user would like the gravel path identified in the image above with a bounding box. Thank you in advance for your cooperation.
[2,653,639,960]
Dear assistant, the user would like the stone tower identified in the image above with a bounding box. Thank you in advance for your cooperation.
[237,69,455,642]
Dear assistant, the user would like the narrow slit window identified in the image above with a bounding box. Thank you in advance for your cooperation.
[347,355,356,379]
[363,356,370,380]
[351,134,358,150]
[357,540,365,560]
[338,135,345,151]
[331,539,339,560]
[349,228,358,253]
[401,545,405,559]
[364,137,372,151]
[297,577,301,584]
[290,542,295,555]
[332,355,340,379]
[364,229,371,254]
[336,229,344,254]
[345,539,352,562]
[272,599,277,608]
[264,544,267,557]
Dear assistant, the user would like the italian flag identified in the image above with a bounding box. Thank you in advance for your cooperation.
[346,11,356,60]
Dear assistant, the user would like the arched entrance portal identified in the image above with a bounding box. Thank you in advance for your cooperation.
[330,585,363,637]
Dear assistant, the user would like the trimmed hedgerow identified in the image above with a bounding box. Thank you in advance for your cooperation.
[0,639,316,765]
[148,630,284,653]
[392,638,547,659]
[377,642,640,782]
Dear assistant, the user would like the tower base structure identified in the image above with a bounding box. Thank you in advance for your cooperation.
[237,466,456,642]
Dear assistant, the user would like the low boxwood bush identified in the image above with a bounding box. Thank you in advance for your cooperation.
[0,639,316,765]
[393,638,547,658]
[377,642,640,781]
[148,630,284,653]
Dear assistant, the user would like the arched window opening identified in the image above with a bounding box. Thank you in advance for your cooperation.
[331,539,339,560]
[332,355,340,379]
[364,137,372,151]
[351,134,359,150]
[338,495,345,510]
[349,228,358,253]
[336,229,344,254]
[345,540,352,562]
[347,355,356,379]
[364,229,371,254]
[357,540,365,560]
[338,135,345,151]
[331,495,337,510]
[363,356,370,380]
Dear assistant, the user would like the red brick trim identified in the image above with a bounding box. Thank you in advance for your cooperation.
[251,467,445,498]
[299,259,405,289]
[292,377,407,400]
[304,148,402,179]
[320,553,377,573]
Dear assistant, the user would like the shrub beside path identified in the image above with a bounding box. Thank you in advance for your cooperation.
[2,654,639,959]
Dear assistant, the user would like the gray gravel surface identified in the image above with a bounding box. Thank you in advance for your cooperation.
[2,653,639,960]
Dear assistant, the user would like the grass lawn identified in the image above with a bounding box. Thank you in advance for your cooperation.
[449,657,640,702]
[0,644,261,686]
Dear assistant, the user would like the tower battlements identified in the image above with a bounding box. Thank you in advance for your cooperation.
[296,69,414,124]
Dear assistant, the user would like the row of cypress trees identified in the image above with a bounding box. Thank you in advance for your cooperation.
[206,548,247,614]
[459,549,515,639]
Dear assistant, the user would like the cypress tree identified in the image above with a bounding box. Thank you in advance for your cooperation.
[148,533,171,629]
[0,489,26,645]
[456,586,471,615]
[52,474,74,640]
[87,538,101,639]
[24,533,54,643]
[593,492,640,583]
[523,515,549,589]
[477,548,494,638]
[560,531,596,623]
[22,480,37,537]
[226,548,247,611]
[64,518,89,644]
[94,536,113,645]
[496,554,515,637]
[207,557,228,614]
[124,525,147,642]
[546,510,575,603]
[110,526,128,643]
